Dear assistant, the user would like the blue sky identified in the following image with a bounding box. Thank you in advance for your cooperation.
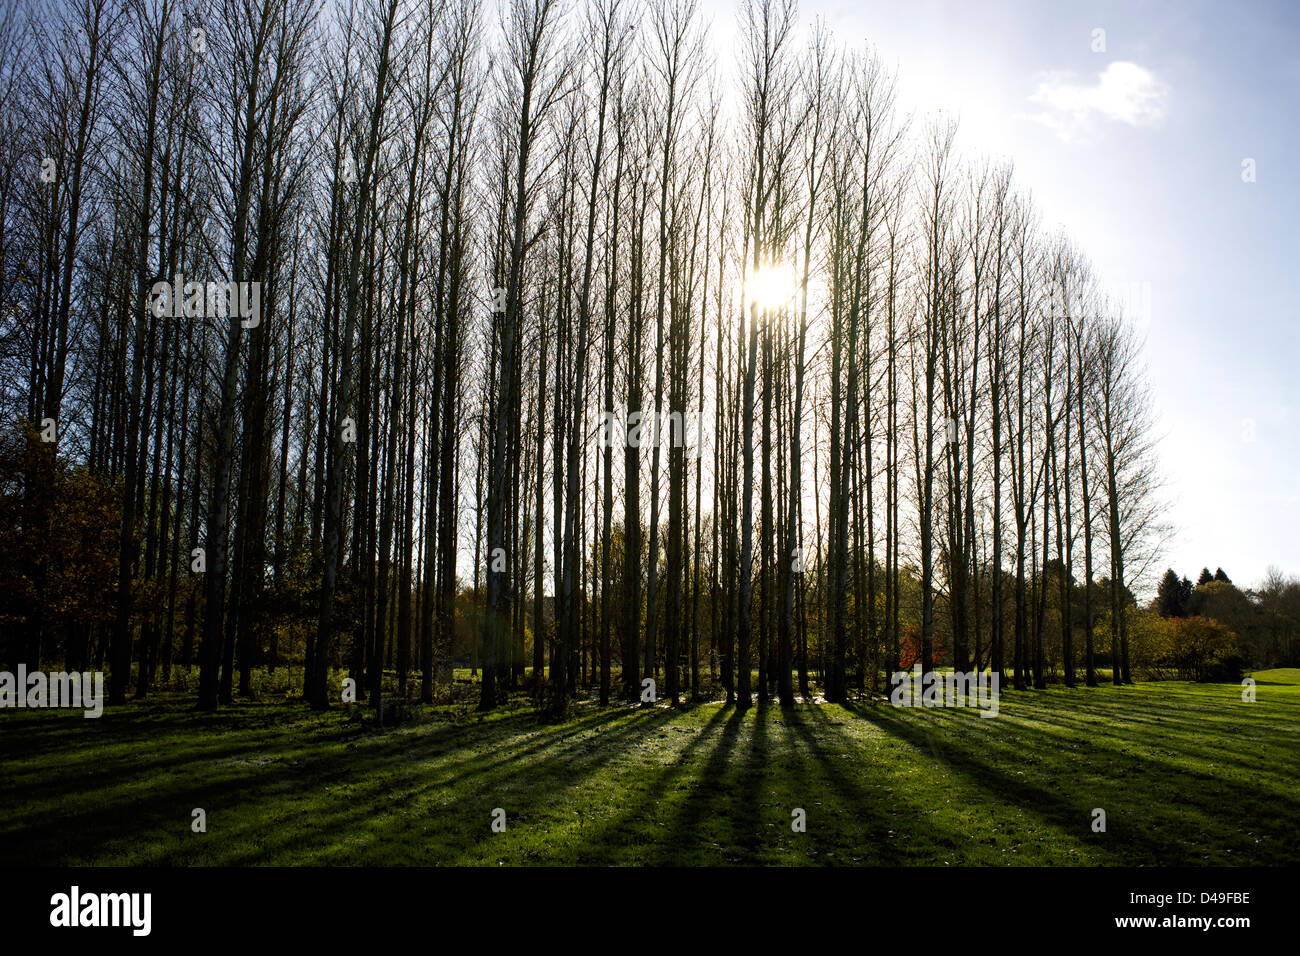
[702,0,1300,590]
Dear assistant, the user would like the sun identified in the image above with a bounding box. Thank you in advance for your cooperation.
[746,263,797,311]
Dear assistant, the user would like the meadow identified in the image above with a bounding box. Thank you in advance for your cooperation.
[2,670,1297,866]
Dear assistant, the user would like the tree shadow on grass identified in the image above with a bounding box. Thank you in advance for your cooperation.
[780,705,967,865]
[0,700,558,826]
[206,703,686,865]
[1002,702,1300,779]
[568,704,740,864]
[831,701,1297,865]
[3,701,679,865]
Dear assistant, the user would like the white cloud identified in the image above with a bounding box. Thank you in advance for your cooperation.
[1024,61,1169,139]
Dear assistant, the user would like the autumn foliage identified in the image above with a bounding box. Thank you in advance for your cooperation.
[0,424,121,670]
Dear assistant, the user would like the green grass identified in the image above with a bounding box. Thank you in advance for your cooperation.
[2,671,1297,865]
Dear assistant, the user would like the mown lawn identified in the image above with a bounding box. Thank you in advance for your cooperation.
[2,670,1297,866]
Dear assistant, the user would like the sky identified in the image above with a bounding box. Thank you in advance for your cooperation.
[698,0,1300,591]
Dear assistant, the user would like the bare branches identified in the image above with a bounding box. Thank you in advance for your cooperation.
[0,0,1171,707]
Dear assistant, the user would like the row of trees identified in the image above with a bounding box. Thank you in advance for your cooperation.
[0,0,1169,716]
